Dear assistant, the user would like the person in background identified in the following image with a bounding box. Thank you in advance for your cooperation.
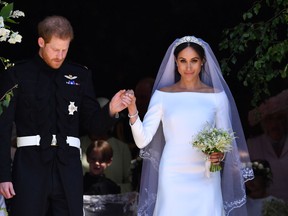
[247,103,288,202]
[245,159,288,216]
[245,159,274,216]
[130,77,154,191]
[128,77,155,157]
[0,15,131,216]
[83,140,121,195]
[81,97,133,193]
[113,77,155,149]
[123,35,254,215]
[134,77,155,120]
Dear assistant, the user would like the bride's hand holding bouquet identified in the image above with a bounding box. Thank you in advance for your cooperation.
[208,152,225,168]
[191,123,236,177]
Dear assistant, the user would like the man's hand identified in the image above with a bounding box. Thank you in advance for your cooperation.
[109,89,134,116]
[0,182,16,199]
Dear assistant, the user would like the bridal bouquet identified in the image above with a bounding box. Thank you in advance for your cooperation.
[191,123,235,175]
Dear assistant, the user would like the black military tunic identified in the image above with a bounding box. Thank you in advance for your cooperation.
[0,55,118,216]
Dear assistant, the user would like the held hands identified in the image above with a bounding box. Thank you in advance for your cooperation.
[109,89,137,117]
[115,89,138,125]
[124,89,136,108]
[124,89,138,125]
[0,182,16,199]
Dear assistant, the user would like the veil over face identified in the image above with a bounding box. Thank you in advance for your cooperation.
[137,36,254,216]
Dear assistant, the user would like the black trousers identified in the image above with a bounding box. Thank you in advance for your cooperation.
[10,147,70,216]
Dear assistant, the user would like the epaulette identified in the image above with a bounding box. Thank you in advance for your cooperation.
[68,61,89,70]
[12,59,30,66]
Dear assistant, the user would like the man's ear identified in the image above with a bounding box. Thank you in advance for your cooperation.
[38,37,45,47]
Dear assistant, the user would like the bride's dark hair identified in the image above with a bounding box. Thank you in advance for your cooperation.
[173,42,205,82]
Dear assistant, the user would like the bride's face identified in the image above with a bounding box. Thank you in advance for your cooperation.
[175,47,204,80]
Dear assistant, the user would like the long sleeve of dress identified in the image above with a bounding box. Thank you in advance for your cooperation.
[215,91,231,130]
[130,91,163,149]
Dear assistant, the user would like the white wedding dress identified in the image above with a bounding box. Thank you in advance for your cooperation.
[131,90,230,216]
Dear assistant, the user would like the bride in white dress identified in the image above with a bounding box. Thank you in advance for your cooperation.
[124,36,254,216]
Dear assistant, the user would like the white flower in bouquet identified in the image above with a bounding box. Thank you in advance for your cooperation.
[191,123,235,175]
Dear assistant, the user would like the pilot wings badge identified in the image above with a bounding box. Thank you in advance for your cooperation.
[65,74,79,85]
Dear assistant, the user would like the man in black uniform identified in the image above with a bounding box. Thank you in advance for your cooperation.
[0,15,132,216]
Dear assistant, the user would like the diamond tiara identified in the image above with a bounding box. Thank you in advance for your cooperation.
[174,36,203,48]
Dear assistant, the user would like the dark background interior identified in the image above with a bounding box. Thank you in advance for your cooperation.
[5,0,270,134]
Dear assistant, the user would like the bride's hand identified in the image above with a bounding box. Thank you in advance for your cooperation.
[209,152,225,165]
[123,90,139,125]
[124,89,137,109]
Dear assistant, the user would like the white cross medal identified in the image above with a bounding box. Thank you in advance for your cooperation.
[68,102,78,115]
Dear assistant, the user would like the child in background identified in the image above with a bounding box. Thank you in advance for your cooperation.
[83,140,121,195]
[245,159,288,215]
